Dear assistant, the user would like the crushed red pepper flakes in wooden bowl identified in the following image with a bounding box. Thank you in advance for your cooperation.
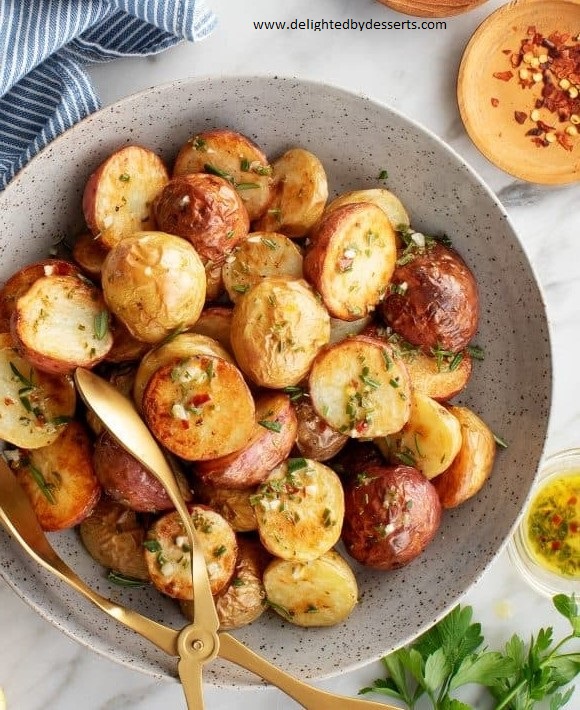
[458,0,580,184]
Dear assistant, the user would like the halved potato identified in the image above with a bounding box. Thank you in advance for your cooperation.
[303,203,397,320]
[142,354,255,461]
[191,307,233,353]
[101,231,206,344]
[222,232,303,303]
[263,550,357,627]
[323,188,410,232]
[0,333,75,448]
[173,129,272,221]
[194,481,258,532]
[432,405,496,508]
[133,332,233,412]
[253,148,328,237]
[144,505,237,599]
[12,274,113,373]
[13,420,101,531]
[378,392,462,479]
[105,317,150,364]
[230,276,330,389]
[252,459,344,562]
[72,233,109,280]
[308,335,411,438]
[194,392,298,489]
[83,145,169,249]
[79,497,150,581]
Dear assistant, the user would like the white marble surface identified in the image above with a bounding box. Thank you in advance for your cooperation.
[1,0,579,708]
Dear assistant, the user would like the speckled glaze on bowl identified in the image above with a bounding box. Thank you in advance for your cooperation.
[0,76,552,687]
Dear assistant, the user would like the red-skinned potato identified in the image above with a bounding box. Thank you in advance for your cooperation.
[380,241,479,353]
[72,233,109,280]
[194,392,298,489]
[194,480,258,532]
[293,396,348,461]
[341,463,442,570]
[13,421,101,531]
[191,307,233,353]
[153,173,249,263]
[83,144,169,249]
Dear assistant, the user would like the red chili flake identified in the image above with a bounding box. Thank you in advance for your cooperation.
[568,496,577,505]
[502,48,512,55]
[514,110,527,124]
[552,514,563,526]
[557,132,574,151]
[493,70,514,81]
[189,393,211,407]
[527,25,537,36]
[570,521,578,533]
[511,53,523,68]
[491,97,500,107]
[551,540,562,551]
[3,397,14,406]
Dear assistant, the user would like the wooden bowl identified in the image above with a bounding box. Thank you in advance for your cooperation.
[458,0,580,183]
[377,0,489,17]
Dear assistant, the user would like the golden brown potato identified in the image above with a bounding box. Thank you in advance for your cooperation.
[432,405,496,508]
[82,144,169,249]
[79,497,150,581]
[13,420,101,531]
[194,392,297,489]
[190,307,233,353]
[84,365,135,437]
[341,463,442,570]
[142,355,255,461]
[153,173,249,263]
[194,481,258,532]
[323,188,410,232]
[380,242,479,353]
[303,203,397,321]
[203,258,224,303]
[101,231,206,344]
[104,316,150,364]
[72,233,109,280]
[293,396,348,462]
[328,314,372,345]
[230,276,330,389]
[173,129,272,221]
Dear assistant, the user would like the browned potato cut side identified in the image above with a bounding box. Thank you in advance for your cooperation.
[230,276,330,389]
[191,307,233,353]
[304,203,397,321]
[293,396,348,462]
[101,231,206,344]
[79,497,150,581]
[252,459,344,561]
[222,232,303,303]
[432,405,496,508]
[342,464,442,570]
[105,317,150,364]
[194,392,298,489]
[0,259,80,331]
[83,145,169,249]
[194,481,258,532]
[72,233,109,280]
[13,421,101,531]
[144,506,237,599]
[173,129,272,221]
[309,336,411,438]
[153,173,249,262]
[323,188,410,232]
[380,241,479,353]
[13,274,113,374]
[133,332,233,412]
[253,148,328,237]
[142,355,255,461]
[0,334,75,448]
[263,550,357,627]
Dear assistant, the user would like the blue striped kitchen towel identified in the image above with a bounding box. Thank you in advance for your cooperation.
[0,0,216,190]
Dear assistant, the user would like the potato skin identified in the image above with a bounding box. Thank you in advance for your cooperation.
[380,242,479,353]
[153,173,249,263]
[342,464,442,570]
[93,431,176,512]
[294,397,348,462]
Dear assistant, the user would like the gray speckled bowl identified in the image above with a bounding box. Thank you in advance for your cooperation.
[0,76,551,687]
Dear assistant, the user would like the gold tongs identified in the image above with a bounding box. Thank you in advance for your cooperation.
[0,368,394,710]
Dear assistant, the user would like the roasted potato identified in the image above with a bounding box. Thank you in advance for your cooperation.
[222,231,303,304]
[253,148,328,237]
[173,129,272,221]
[142,354,255,461]
[84,365,135,437]
[12,274,113,373]
[432,405,496,508]
[79,496,150,581]
[342,463,442,569]
[293,396,348,462]
[308,336,411,438]
[252,459,344,562]
[263,550,357,627]
[304,203,397,320]
[194,392,297,489]
[0,333,76,448]
[153,173,249,262]
[323,188,410,232]
[101,231,206,343]
[104,316,150,364]
[72,233,109,280]
[144,505,237,599]
[82,145,169,249]
[203,258,225,303]
[380,241,479,353]
[230,276,330,389]
[329,314,372,345]
[13,420,101,531]
[190,307,233,353]
[194,481,258,532]
[378,391,462,479]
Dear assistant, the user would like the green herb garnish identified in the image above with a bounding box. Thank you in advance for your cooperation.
[236,182,260,190]
[378,169,389,180]
[27,462,56,504]
[233,284,250,294]
[107,571,146,587]
[282,385,305,402]
[494,433,509,449]
[258,419,282,433]
[260,237,278,250]
[287,458,308,474]
[467,344,485,361]
[143,539,162,553]
[213,545,227,558]
[118,173,130,182]
[204,163,234,183]
[93,310,109,340]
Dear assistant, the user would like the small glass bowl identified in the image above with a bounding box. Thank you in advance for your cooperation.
[508,449,580,598]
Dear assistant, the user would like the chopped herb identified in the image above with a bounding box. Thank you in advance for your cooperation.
[322,508,334,528]
[414,433,423,458]
[154,324,185,349]
[448,352,464,371]
[240,157,251,171]
[360,369,380,389]
[107,571,146,587]
[282,385,305,402]
[287,457,308,474]
[233,284,250,294]
[191,136,206,151]
[19,395,32,412]
[204,360,214,380]
[236,182,260,190]
[260,237,278,250]
[27,463,56,504]
[395,449,417,466]
[143,539,162,553]
[435,233,453,248]
[231,578,245,588]
[389,377,400,388]
[10,362,35,389]
[467,344,485,360]
[118,173,130,182]
[204,163,234,183]
[213,545,227,557]
[93,310,109,340]
[378,169,389,180]
[253,164,272,176]
[494,433,509,449]
[258,419,282,433]
[382,349,393,371]
[51,415,71,426]
[226,230,235,239]
[306,605,319,613]
[267,599,295,618]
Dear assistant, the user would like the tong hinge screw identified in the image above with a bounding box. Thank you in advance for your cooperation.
[192,639,204,651]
